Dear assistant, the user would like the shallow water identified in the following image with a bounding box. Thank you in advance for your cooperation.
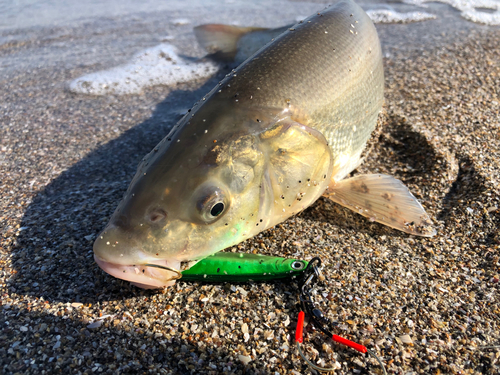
[1,0,498,31]
[1,0,498,90]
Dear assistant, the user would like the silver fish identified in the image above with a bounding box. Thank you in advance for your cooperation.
[93,0,435,289]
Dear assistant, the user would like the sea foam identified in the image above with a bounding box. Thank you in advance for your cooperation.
[69,43,218,96]
[403,0,500,26]
[367,9,437,23]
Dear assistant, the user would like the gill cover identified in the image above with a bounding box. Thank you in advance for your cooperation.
[258,117,333,227]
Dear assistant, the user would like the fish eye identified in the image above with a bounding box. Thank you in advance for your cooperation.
[210,202,225,217]
[195,184,229,223]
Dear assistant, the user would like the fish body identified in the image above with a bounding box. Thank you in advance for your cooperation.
[93,0,434,289]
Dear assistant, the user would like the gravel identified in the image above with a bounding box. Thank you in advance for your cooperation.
[1,2,499,374]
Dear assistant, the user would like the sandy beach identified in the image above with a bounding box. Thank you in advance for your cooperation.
[1,0,499,374]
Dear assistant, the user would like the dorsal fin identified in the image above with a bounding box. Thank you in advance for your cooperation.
[194,24,267,61]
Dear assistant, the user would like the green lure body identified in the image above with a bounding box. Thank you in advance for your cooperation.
[181,252,308,282]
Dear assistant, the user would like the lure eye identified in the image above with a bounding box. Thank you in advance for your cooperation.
[291,261,306,270]
[195,184,229,223]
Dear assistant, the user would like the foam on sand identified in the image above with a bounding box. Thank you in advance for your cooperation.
[69,43,218,96]
[403,0,500,25]
[367,9,437,23]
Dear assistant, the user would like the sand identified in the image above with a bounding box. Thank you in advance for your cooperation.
[1,1,499,374]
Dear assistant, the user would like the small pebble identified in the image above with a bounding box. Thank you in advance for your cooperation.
[238,354,252,365]
[87,321,102,329]
[399,335,413,345]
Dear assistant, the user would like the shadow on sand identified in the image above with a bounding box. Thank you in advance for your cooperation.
[9,74,230,305]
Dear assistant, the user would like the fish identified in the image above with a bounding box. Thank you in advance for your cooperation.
[93,0,435,289]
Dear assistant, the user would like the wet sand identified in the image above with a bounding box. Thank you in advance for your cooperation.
[1,1,499,374]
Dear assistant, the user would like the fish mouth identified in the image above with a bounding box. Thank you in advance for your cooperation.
[94,254,182,289]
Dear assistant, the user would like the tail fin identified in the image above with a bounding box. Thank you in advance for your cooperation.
[194,24,267,61]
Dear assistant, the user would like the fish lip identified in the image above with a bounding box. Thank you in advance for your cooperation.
[94,254,181,289]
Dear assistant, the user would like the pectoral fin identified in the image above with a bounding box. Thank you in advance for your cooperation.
[325,174,436,237]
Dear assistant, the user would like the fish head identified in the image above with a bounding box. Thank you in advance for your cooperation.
[93,103,332,289]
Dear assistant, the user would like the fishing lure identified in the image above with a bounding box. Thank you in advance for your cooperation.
[149,253,386,372]
[180,252,308,282]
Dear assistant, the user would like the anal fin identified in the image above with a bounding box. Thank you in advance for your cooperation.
[324,174,436,237]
